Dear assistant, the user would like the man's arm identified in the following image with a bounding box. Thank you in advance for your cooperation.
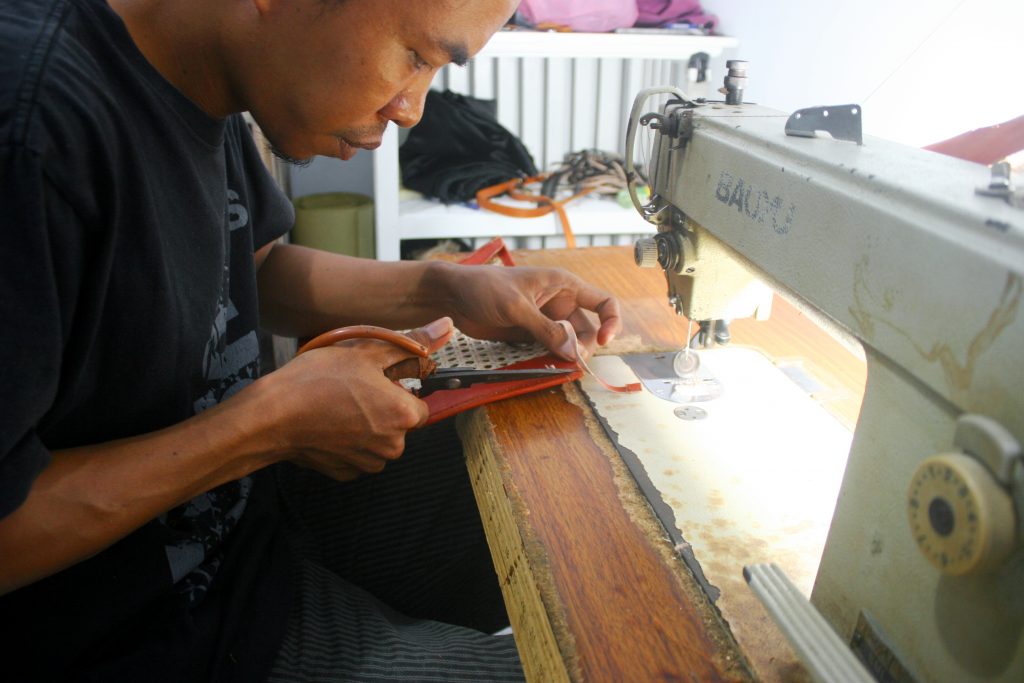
[0,320,450,596]
[0,385,278,595]
[256,242,622,356]
[256,242,452,337]
[1,237,619,595]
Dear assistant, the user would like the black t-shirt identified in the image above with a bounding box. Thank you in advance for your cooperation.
[1,0,294,680]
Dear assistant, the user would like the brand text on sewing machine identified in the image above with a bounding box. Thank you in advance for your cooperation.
[715,170,796,235]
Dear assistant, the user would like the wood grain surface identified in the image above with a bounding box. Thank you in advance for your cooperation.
[458,246,867,682]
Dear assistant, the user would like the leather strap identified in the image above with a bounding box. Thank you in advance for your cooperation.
[475,175,595,248]
[456,237,516,266]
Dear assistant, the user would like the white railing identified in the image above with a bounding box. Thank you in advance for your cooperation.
[373,31,738,259]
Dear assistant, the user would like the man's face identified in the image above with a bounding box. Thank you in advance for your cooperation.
[237,0,517,163]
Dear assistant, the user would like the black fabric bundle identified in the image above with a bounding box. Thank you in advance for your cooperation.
[400,90,538,204]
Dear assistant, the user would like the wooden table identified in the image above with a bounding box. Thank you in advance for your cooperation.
[457,246,867,682]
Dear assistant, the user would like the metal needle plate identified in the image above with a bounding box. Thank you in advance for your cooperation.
[621,352,723,403]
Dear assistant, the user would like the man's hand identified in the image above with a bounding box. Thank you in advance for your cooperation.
[258,317,453,481]
[256,244,621,360]
[440,265,621,360]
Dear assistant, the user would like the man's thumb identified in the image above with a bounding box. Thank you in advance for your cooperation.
[405,317,454,353]
[524,314,579,362]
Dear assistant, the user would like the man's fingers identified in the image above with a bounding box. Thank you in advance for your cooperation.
[402,317,454,354]
[533,273,621,349]
[567,308,598,359]
[356,317,453,370]
[515,306,578,361]
[383,357,430,382]
[573,283,622,346]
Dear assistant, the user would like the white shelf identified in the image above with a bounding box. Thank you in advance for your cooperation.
[478,30,737,59]
[396,196,652,241]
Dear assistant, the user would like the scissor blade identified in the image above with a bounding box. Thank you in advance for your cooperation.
[418,367,575,396]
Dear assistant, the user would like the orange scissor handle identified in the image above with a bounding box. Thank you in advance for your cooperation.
[297,325,429,358]
[296,325,436,386]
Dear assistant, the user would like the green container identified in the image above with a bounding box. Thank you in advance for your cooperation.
[291,192,375,258]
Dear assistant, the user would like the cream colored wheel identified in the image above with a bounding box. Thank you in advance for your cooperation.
[907,453,1017,576]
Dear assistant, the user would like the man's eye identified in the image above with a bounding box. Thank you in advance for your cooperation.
[409,50,430,72]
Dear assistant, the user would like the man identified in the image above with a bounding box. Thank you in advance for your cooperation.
[0,0,621,680]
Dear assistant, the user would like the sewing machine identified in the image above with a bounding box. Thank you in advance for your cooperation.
[625,78,1024,682]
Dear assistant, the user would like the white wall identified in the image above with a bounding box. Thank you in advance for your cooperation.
[701,0,1023,147]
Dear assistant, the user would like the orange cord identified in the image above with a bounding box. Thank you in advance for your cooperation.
[476,175,596,248]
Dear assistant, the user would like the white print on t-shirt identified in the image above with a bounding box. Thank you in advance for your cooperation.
[162,186,259,602]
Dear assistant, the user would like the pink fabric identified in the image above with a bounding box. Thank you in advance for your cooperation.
[924,115,1024,165]
[635,0,717,29]
[518,0,639,33]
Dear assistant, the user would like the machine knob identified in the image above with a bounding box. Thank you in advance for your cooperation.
[634,237,660,268]
[907,452,1017,575]
[723,60,749,105]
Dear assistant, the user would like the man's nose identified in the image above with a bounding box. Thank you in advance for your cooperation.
[380,82,429,129]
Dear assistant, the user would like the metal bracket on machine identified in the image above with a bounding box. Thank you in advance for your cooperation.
[785,104,864,145]
[976,161,1024,209]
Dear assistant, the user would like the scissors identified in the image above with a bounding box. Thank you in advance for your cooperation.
[296,325,575,396]
[412,366,574,396]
